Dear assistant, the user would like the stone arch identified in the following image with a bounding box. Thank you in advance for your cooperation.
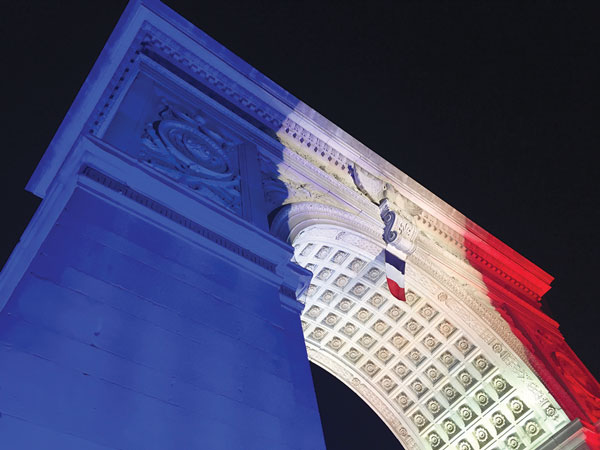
[273,201,571,450]
[1,2,597,449]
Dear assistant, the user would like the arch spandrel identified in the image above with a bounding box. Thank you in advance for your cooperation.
[280,201,571,450]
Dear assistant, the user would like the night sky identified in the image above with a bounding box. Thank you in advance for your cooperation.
[1,2,599,449]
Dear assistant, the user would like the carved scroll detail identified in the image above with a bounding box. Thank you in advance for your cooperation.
[141,105,241,213]
[380,199,398,244]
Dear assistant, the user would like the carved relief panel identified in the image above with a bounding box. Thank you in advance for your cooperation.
[101,66,265,225]
[140,104,242,213]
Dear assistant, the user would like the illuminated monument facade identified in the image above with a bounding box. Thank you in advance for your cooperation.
[0,1,599,449]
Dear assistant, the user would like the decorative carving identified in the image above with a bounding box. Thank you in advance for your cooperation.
[425,365,442,384]
[326,337,343,353]
[350,282,368,298]
[427,398,444,417]
[439,351,457,369]
[322,313,340,328]
[386,305,404,322]
[524,420,543,440]
[458,440,474,450]
[376,347,393,364]
[362,360,380,378]
[418,303,438,322]
[395,392,413,411]
[404,319,423,337]
[306,305,322,319]
[508,397,527,418]
[393,363,411,380]
[492,375,511,396]
[442,383,460,404]
[379,199,418,255]
[358,334,377,350]
[427,432,444,449]
[354,308,372,323]
[506,434,523,449]
[368,293,386,309]
[319,289,335,305]
[474,356,493,376]
[438,320,456,338]
[457,370,475,389]
[309,327,327,342]
[390,333,409,350]
[443,419,459,438]
[412,412,429,430]
[475,390,491,410]
[473,425,491,445]
[344,347,363,363]
[459,405,476,424]
[316,268,332,281]
[331,250,349,265]
[315,246,332,259]
[141,105,241,213]
[372,320,390,336]
[379,376,397,393]
[348,257,366,272]
[455,336,475,356]
[379,199,398,244]
[335,298,355,313]
[422,334,441,353]
[410,379,428,398]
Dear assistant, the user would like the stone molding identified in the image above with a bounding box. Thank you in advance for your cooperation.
[80,166,276,273]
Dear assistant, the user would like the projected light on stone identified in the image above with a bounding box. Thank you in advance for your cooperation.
[0,1,598,449]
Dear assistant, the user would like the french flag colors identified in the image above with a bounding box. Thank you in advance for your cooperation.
[384,248,406,301]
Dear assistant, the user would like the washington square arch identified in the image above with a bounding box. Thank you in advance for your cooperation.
[1,1,599,449]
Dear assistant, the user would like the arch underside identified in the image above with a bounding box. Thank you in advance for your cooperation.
[292,218,570,450]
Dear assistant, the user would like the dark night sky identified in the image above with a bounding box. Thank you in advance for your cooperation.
[1,2,599,449]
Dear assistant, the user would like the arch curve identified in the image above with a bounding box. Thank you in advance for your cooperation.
[277,201,571,450]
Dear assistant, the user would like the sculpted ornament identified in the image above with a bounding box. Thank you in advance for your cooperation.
[349,164,419,254]
[379,199,418,255]
[141,105,241,213]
